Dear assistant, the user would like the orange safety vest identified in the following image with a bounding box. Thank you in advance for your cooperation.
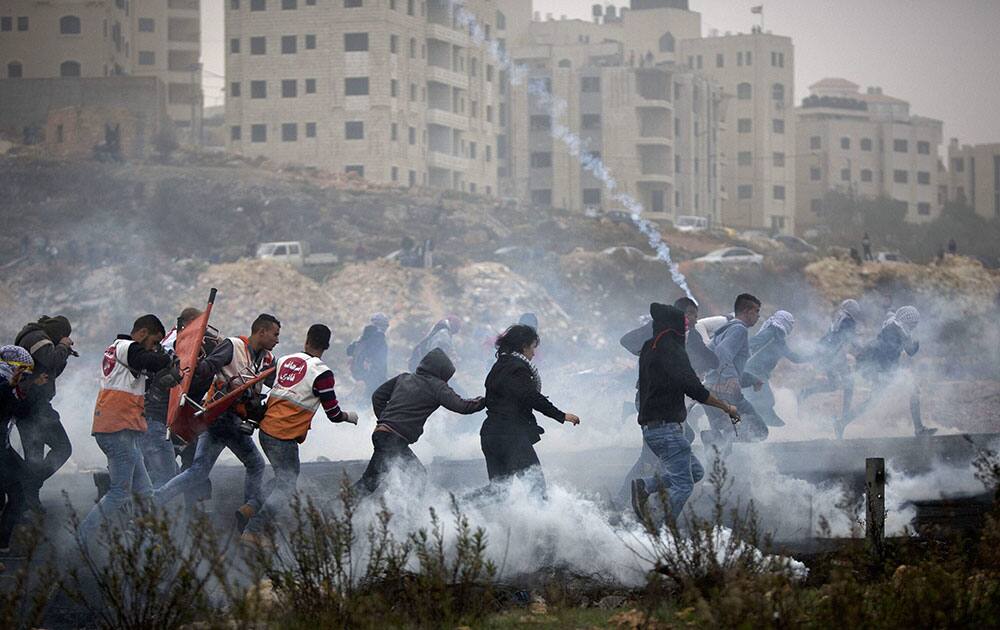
[92,338,147,434]
[260,352,328,443]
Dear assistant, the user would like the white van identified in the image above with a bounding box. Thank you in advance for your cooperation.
[675,215,709,232]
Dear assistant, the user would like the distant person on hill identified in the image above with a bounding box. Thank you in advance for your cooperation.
[862,232,873,261]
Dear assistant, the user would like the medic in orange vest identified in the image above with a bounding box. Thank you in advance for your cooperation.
[242,324,357,545]
[78,314,173,544]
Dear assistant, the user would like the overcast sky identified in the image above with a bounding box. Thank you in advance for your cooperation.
[201,0,1000,146]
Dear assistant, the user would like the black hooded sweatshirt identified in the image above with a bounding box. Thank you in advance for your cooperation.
[371,348,485,444]
[480,353,565,441]
[15,319,73,405]
[637,304,710,426]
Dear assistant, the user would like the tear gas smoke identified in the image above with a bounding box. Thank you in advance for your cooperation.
[452,3,694,300]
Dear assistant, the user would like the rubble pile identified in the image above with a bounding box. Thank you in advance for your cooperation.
[805,255,1000,314]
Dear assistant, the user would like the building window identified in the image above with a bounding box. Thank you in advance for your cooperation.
[861,137,872,151]
[407,0,414,15]
[282,0,297,8]
[772,83,785,102]
[231,0,239,8]
[580,76,601,93]
[530,152,552,168]
[305,78,316,93]
[409,83,416,101]
[469,142,477,159]
[17,17,28,31]
[281,123,297,141]
[716,53,724,68]
[810,167,821,181]
[251,124,266,142]
[486,145,492,162]
[251,80,266,98]
[390,79,398,97]
[59,15,82,35]
[917,141,930,155]
[952,158,964,172]
[738,185,753,200]
[230,38,240,53]
[893,169,909,183]
[409,38,416,58]
[773,152,785,167]
[841,168,850,181]
[917,171,930,185]
[861,169,873,182]
[138,51,155,65]
[230,82,241,97]
[737,82,752,100]
[345,121,364,139]
[138,17,155,32]
[1,17,12,31]
[230,126,241,141]
[894,139,908,153]
[841,137,850,150]
[7,62,23,78]
[390,34,398,54]
[530,115,551,131]
[305,34,316,49]
[251,0,265,10]
[344,77,369,95]
[810,136,821,150]
[486,64,494,82]
[281,35,297,54]
[250,37,266,54]
[345,164,364,176]
[60,60,81,77]
[658,31,675,53]
[390,123,398,141]
[581,114,600,130]
[773,185,786,200]
[772,119,785,134]
[408,126,415,145]
[675,155,682,173]
[531,189,552,206]
[281,79,297,97]
[486,106,493,123]
[583,188,601,205]
[917,202,931,216]
[745,51,752,65]
[344,32,368,51]
[345,0,362,7]
[811,198,822,214]
[737,119,752,133]
[737,151,752,166]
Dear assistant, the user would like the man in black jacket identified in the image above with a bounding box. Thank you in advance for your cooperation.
[354,348,484,495]
[630,304,739,522]
[14,315,76,512]
[346,312,390,399]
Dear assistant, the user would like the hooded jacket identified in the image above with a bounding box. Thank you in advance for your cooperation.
[707,318,752,385]
[621,321,719,375]
[744,325,807,383]
[480,353,565,441]
[15,321,73,405]
[372,348,484,444]
[637,304,710,425]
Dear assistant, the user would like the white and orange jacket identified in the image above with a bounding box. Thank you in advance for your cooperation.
[92,336,172,434]
[260,352,345,443]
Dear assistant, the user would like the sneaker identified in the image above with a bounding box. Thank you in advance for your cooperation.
[235,504,256,533]
[630,479,649,521]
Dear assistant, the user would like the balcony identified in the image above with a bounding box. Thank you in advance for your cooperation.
[426,65,467,88]
[426,23,467,47]
[426,108,467,130]
[428,150,467,171]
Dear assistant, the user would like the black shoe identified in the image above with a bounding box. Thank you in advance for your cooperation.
[630,479,648,521]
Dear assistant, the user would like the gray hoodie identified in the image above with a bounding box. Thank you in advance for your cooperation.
[372,348,484,443]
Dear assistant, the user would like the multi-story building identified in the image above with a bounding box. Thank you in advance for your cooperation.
[945,139,1000,221]
[678,29,797,234]
[225,0,523,195]
[0,0,203,139]
[506,1,722,222]
[795,78,943,230]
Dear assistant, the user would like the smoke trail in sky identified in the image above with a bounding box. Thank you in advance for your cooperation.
[452,4,694,299]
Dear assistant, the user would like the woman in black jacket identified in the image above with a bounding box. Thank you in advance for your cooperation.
[479,325,579,497]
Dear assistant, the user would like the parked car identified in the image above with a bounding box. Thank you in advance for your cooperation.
[256,241,338,267]
[675,215,710,232]
[605,210,634,225]
[774,234,818,253]
[695,247,764,265]
[875,251,910,263]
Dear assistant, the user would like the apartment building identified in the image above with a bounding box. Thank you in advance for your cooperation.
[945,139,1000,220]
[506,2,721,221]
[0,0,203,137]
[226,0,523,195]
[795,78,943,230]
[678,29,797,234]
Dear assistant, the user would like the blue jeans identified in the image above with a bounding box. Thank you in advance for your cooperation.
[78,430,153,544]
[153,428,265,512]
[246,432,300,534]
[640,423,703,520]
[139,419,178,489]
